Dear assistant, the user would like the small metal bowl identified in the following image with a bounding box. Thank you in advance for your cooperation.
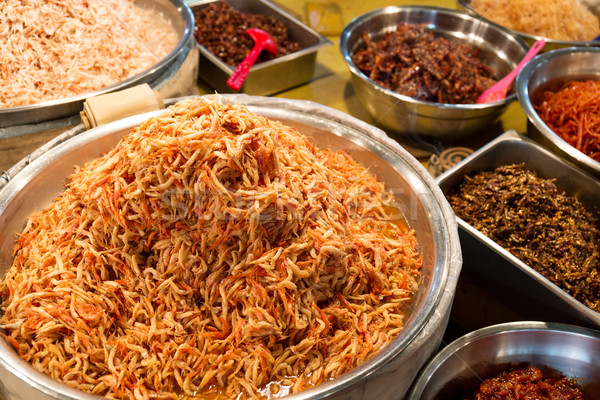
[407,321,600,400]
[339,5,528,144]
[517,47,600,178]
[458,0,600,52]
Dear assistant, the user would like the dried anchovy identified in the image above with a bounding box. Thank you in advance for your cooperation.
[447,164,600,313]
[351,23,496,104]
[0,96,422,400]
[193,0,302,66]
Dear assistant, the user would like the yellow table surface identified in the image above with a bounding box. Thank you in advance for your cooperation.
[194,0,528,161]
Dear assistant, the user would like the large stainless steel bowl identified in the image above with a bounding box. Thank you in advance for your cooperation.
[0,95,462,400]
[517,47,600,178]
[407,321,600,399]
[0,0,195,129]
[339,6,528,144]
[458,0,600,52]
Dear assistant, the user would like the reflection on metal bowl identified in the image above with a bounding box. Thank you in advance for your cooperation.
[0,95,461,400]
[457,0,600,52]
[517,47,600,178]
[0,0,196,129]
[339,5,528,144]
[407,321,600,400]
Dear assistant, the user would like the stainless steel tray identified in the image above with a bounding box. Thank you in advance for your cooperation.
[189,0,331,95]
[0,0,195,129]
[436,130,600,328]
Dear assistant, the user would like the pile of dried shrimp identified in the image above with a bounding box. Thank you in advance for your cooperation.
[0,96,422,399]
[0,0,177,108]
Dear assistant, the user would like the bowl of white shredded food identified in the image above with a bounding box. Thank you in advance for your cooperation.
[0,94,461,400]
[0,0,195,128]
[458,0,600,51]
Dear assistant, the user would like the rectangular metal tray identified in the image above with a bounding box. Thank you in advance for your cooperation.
[436,130,600,328]
[189,0,331,95]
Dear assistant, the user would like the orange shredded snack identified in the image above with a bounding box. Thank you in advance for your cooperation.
[536,80,600,162]
[0,96,423,399]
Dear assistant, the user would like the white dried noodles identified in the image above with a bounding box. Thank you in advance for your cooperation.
[469,0,600,41]
[0,96,423,400]
[0,0,178,108]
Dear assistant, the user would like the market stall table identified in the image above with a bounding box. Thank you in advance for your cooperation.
[196,0,528,160]
[0,0,527,170]
[0,0,543,351]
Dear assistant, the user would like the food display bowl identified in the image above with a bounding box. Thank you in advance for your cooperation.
[0,0,196,129]
[0,95,461,400]
[339,5,528,144]
[407,321,600,400]
[458,0,600,52]
[189,0,331,96]
[436,130,600,328]
[517,47,600,178]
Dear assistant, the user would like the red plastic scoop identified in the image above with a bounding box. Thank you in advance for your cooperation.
[476,39,546,104]
[226,28,278,91]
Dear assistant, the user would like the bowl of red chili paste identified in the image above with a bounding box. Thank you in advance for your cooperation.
[340,5,528,145]
[517,47,600,178]
[406,321,600,400]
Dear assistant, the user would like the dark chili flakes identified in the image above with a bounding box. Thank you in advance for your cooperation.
[447,164,600,313]
[193,1,302,67]
[351,23,497,104]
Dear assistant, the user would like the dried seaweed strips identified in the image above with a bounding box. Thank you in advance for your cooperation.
[447,164,600,313]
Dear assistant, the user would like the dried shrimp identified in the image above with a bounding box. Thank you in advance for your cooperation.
[0,0,177,108]
[0,96,423,399]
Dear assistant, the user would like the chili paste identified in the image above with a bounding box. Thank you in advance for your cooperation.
[470,366,589,400]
